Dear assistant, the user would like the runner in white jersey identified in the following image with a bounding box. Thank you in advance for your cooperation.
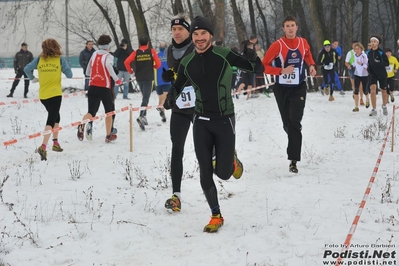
[351,42,369,112]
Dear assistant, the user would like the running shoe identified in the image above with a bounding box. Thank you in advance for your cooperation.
[328,95,334,101]
[142,116,148,125]
[52,143,63,152]
[165,194,181,212]
[77,124,85,141]
[203,214,224,233]
[391,95,395,103]
[289,160,298,173]
[156,108,167,123]
[382,106,388,116]
[86,122,93,141]
[38,145,47,161]
[352,107,359,112]
[369,109,377,117]
[232,151,243,179]
[136,117,145,131]
[365,100,370,108]
[323,85,330,95]
[105,134,117,143]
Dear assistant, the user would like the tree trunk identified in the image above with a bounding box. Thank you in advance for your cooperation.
[126,0,150,45]
[345,0,355,48]
[115,0,130,46]
[248,0,256,36]
[171,0,184,15]
[198,0,215,26]
[92,0,119,47]
[254,0,270,48]
[393,0,399,48]
[230,0,247,47]
[293,0,311,42]
[186,0,194,19]
[282,0,293,17]
[361,0,369,46]
[213,0,225,42]
[330,0,338,40]
[308,0,328,52]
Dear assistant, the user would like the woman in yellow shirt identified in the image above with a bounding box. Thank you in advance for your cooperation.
[384,48,399,103]
[24,38,73,161]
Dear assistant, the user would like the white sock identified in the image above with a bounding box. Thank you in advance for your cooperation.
[174,192,181,199]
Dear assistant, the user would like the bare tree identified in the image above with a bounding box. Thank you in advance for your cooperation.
[293,0,311,42]
[198,0,215,25]
[360,0,369,46]
[115,0,130,46]
[125,0,151,44]
[308,0,329,52]
[254,0,271,48]
[282,0,294,16]
[248,0,256,36]
[214,0,225,42]
[230,0,247,46]
[171,0,184,15]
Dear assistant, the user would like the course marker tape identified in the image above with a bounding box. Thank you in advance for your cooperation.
[335,109,395,266]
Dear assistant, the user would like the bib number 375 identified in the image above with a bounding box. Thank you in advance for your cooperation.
[279,67,299,85]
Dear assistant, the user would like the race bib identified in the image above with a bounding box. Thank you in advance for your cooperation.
[176,86,196,109]
[386,65,393,73]
[324,63,334,70]
[279,67,299,85]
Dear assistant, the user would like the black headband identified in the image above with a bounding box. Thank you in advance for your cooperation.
[171,18,190,32]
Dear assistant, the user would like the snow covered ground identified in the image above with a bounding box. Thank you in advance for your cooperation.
[0,68,398,266]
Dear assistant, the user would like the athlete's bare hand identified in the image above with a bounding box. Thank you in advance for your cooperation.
[309,65,316,76]
[281,65,295,74]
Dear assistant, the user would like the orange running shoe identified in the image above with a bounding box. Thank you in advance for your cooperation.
[232,151,243,179]
[203,214,224,233]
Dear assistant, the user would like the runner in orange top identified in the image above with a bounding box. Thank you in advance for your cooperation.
[262,15,316,173]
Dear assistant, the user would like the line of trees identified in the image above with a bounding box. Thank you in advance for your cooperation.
[1,0,398,59]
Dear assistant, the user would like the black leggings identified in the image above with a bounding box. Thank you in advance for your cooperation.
[40,96,62,128]
[274,82,306,161]
[387,77,395,94]
[137,80,153,117]
[322,68,335,94]
[193,115,236,212]
[354,75,369,95]
[170,112,193,193]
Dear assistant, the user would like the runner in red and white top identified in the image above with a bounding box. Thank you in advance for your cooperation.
[262,15,316,174]
[78,34,122,143]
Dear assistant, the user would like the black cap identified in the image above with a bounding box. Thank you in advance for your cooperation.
[120,39,128,45]
[21,42,27,47]
[190,16,214,36]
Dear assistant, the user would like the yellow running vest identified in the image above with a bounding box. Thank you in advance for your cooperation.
[37,56,62,100]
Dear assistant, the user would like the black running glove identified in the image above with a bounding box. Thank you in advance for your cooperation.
[243,43,258,62]
[163,92,176,110]
[162,68,175,82]
[253,57,265,74]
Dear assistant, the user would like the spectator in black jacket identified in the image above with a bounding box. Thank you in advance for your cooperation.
[79,40,95,91]
[7,42,34,98]
[113,39,133,99]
